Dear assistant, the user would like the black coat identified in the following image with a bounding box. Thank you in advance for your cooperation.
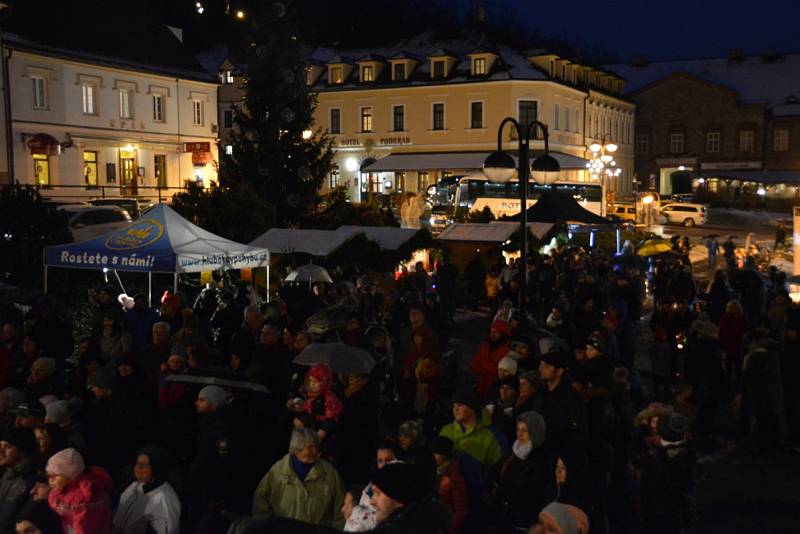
[496,449,553,527]
[539,379,588,457]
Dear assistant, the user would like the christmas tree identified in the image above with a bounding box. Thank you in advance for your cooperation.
[219,0,333,225]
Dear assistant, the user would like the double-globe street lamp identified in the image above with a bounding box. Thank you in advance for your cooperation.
[586,136,620,207]
[482,117,560,327]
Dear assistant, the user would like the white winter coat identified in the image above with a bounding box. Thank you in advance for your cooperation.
[113,481,181,534]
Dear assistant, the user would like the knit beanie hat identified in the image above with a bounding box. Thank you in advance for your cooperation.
[1,427,36,455]
[31,358,57,378]
[372,462,424,505]
[87,365,118,391]
[45,400,72,426]
[497,356,518,375]
[46,448,85,480]
[517,411,546,449]
[198,386,226,409]
[427,436,454,459]
[452,390,483,417]
[498,374,520,391]
[539,501,590,534]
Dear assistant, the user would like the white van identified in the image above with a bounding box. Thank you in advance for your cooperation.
[660,203,707,227]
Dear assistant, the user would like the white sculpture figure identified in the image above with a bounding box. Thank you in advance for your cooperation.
[399,192,427,229]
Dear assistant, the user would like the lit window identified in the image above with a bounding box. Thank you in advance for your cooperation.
[706,131,721,153]
[635,134,649,154]
[361,107,373,132]
[393,63,406,81]
[669,132,684,154]
[82,84,96,115]
[432,103,445,130]
[361,65,374,82]
[330,108,341,134]
[84,151,98,187]
[221,70,234,84]
[739,130,754,152]
[119,89,132,119]
[192,100,204,126]
[473,57,486,75]
[32,76,47,109]
[33,154,49,186]
[470,102,483,129]
[225,144,233,155]
[328,166,340,188]
[153,94,164,121]
[393,105,405,132]
[773,129,789,151]
[330,67,343,84]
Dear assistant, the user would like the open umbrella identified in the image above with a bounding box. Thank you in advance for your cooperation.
[284,264,333,284]
[294,342,375,374]
[166,373,269,393]
[637,239,673,257]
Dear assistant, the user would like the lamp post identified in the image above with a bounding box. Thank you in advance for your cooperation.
[586,135,620,210]
[483,118,560,327]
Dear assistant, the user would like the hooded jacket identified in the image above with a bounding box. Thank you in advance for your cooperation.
[48,466,113,534]
[439,416,503,493]
[469,321,511,399]
[113,446,180,534]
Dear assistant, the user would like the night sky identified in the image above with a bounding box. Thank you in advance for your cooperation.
[506,0,800,61]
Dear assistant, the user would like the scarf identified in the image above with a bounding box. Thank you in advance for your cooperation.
[512,439,533,460]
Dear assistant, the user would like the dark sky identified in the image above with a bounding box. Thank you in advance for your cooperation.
[506,0,800,61]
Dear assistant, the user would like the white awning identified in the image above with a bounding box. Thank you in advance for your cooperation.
[337,226,420,251]
[437,221,553,243]
[363,151,589,172]
[249,229,354,257]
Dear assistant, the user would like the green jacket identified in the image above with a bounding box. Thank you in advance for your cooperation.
[252,454,345,529]
[439,419,503,490]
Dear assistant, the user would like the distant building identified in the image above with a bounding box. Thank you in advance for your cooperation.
[607,52,800,203]
[0,3,219,203]
[199,32,635,202]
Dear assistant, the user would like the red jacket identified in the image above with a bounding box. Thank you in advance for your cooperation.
[719,312,749,362]
[469,321,511,398]
[48,466,113,534]
[437,458,469,533]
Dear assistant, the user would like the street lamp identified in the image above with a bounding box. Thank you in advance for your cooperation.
[586,135,621,208]
[482,117,560,327]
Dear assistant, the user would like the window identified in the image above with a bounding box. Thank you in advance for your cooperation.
[223,109,233,129]
[554,104,560,130]
[154,154,167,188]
[574,110,580,133]
[669,132,684,154]
[330,67,343,84]
[396,172,406,191]
[432,60,445,79]
[360,107,373,132]
[224,144,233,155]
[773,129,789,151]
[83,151,98,187]
[418,171,430,190]
[635,134,649,154]
[328,166,340,189]
[221,70,234,84]
[432,103,445,130]
[561,64,566,79]
[82,83,96,115]
[518,100,538,133]
[564,108,570,132]
[330,108,341,134]
[361,66,374,82]
[470,101,483,129]
[393,63,406,81]
[32,76,47,109]
[392,105,405,132]
[152,94,164,121]
[118,89,132,119]
[706,131,721,153]
[739,130,754,152]
[473,57,486,75]
[192,99,204,126]
[33,154,49,186]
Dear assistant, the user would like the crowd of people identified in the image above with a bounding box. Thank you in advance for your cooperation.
[0,238,797,534]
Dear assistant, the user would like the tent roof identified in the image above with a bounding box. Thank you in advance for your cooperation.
[249,229,355,257]
[45,204,269,273]
[508,190,612,225]
[437,221,553,243]
[337,226,421,251]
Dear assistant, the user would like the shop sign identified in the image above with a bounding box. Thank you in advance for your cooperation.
[656,157,697,166]
[700,161,762,170]
[184,142,211,153]
[338,137,361,147]
[379,136,412,146]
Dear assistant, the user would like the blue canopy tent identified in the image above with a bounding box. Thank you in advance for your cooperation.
[44,204,270,302]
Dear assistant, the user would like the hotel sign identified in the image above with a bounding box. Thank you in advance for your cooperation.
[700,161,762,170]
[336,136,412,147]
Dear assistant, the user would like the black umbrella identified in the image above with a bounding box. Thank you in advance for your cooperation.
[166,372,269,393]
[293,342,375,374]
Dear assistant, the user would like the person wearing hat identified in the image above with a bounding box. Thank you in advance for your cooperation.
[253,428,345,528]
[538,349,588,457]
[490,375,520,444]
[469,321,511,399]
[439,390,502,530]
[0,427,38,532]
[114,445,181,534]
[125,293,159,353]
[530,501,590,534]
[428,436,468,533]
[496,411,553,530]
[11,401,46,429]
[23,358,60,402]
[510,335,536,373]
[369,462,451,533]
[46,448,113,534]
[99,310,132,364]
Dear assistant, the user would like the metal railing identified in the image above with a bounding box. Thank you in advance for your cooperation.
[1,182,193,204]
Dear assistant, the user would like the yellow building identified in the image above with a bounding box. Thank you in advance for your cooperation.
[307,35,635,200]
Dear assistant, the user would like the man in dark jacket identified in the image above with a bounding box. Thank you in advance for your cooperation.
[742,325,783,455]
[0,427,38,532]
[126,293,159,352]
[230,305,263,362]
[537,349,588,458]
[137,321,172,388]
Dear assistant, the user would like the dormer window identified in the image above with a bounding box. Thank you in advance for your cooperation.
[432,60,445,79]
[330,66,343,84]
[393,63,406,81]
[361,65,374,82]
[221,70,234,84]
[473,57,486,75]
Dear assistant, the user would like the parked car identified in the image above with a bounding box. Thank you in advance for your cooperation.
[610,203,637,222]
[670,193,695,203]
[57,205,132,242]
[89,197,142,219]
[660,202,707,227]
